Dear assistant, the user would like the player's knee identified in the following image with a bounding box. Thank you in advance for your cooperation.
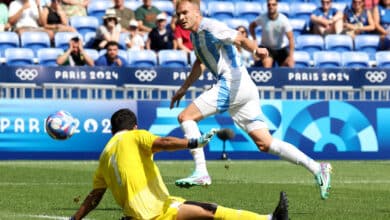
[256,141,270,152]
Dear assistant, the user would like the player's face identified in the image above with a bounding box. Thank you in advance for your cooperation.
[176,1,201,31]
[267,0,278,15]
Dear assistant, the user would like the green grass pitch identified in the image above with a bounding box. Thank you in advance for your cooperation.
[1,160,389,219]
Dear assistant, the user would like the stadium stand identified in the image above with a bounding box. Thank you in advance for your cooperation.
[5,48,35,66]
[289,2,317,22]
[84,49,100,62]
[325,34,354,52]
[127,49,158,67]
[20,31,51,56]
[375,51,390,68]
[87,0,114,24]
[354,35,380,61]
[124,1,142,11]
[224,18,250,29]
[294,51,312,67]
[54,32,83,51]
[69,16,99,37]
[37,48,64,66]
[290,19,307,38]
[234,2,262,22]
[341,51,370,68]
[313,51,342,67]
[158,49,188,67]
[0,32,19,57]
[98,49,128,60]
[153,1,174,16]
[296,35,324,58]
[208,1,235,20]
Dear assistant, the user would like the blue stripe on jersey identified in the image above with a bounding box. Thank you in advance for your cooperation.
[217,76,230,112]
[223,44,240,68]
[191,31,220,77]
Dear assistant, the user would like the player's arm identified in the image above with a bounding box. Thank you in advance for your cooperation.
[234,33,268,60]
[71,188,106,220]
[151,129,218,153]
[169,59,204,109]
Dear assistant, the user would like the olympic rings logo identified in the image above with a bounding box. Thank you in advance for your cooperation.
[250,70,272,82]
[365,71,387,83]
[15,68,39,81]
[135,70,157,82]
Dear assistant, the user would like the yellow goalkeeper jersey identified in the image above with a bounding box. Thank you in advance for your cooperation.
[93,129,170,220]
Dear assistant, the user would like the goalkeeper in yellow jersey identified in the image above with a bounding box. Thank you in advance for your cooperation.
[70,108,289,220]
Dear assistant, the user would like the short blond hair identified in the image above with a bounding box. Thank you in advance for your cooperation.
[176,0,200,10]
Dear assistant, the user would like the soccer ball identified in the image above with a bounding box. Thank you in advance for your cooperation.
[45,110,76,140]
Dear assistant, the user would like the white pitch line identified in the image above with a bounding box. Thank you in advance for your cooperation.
[23,214,93,220]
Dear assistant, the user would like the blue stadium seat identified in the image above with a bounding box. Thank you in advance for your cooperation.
[158,49,188,67]
[127,50,157,67]
[332,2,347,11]
[84,49,99,61]
[224,18,249,29]
[83,31,96,48]
[325,34,353,52]
[294,51,312,67]
[341,51,370,68]
[87,1,114,24]
[0,32,19,57]
[354,35,380,61]
[69,16,99,37]
[290,19,307,38]
[208,1,235,20]
[313,51,342,67]
[55,32,83,51]
[37,48,63,66]
[289,3,316,22]
[20,31,51,56]
[124,1,142,11]
[153,1,174,16]
[119,33,129,50]
[235,2,262,22]
[5,48,35,66]
[375,51,390,68]
[296,35,324,58]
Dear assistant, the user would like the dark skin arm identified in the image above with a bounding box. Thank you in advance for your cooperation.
[72,188,106,220]
[152,136,190,153]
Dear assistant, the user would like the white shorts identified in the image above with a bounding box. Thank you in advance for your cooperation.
[194,68,268,132]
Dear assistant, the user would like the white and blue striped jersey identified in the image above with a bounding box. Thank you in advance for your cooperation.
[190,18,242,78]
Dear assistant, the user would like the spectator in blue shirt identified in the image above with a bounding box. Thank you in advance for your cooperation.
[310,0,343,36]
[95,41,128,66]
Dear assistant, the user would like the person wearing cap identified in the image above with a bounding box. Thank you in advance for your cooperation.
[111,0,135,32]
[92,8,122,51]
[56,35,94,66]
[125,19,145,51]
[135,0,161,33]
[146,12,175,52]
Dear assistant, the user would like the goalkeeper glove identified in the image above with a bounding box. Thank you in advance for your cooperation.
[187,128,218,149]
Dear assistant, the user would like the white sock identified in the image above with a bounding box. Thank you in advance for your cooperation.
[181,120,208,174]
[268,138,320,174]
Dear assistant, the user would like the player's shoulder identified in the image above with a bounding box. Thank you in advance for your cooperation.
[200,17,227,30]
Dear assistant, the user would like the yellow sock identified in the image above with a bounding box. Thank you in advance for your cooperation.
[214,205,270,220]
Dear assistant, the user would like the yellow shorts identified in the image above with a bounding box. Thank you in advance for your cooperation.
[154,196,186,220]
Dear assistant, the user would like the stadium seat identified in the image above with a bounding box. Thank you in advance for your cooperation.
[55,32,83,51]
[294,51,312,67]
[0,32,19,57]
[37,48,63,66]
[69,16,99,37]
[208,1,235,20]
[84,49,99,61]
[20,31,51,56]
[127,49,157,67]
[325,34,353,52]
[87,1,114,24]
[5,48,35,66]
[290,19,307,38]
[375,51,390,68]
[289,3,317,22]
[124,1,142,11]
[158,49,188,67]
[153,1,174,16]
[234,2,262,22]
[296,35,324,57]
[119,33,129,50]
[332,2,347,11]
[224,18,249,29]
[83,31,96,48]
[354,35,380,60]
[313,51,342,67]
[341,51,370,68]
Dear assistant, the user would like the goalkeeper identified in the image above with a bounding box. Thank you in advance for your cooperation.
[70,108,288,220]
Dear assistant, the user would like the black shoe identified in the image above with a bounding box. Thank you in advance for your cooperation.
[272,191,289,220]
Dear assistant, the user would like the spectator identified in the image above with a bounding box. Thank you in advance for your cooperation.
[0,1,10,31]
[41,0,77,41]
[249,0,295,68]
[135,0,161,33]
[60,0,88,18]
[310,0,344,36]
[95,41,128,66]
[174,22,193,54]
[125,19,145,51]
[56,35,94,66]
[373,0,390,49]
[146,12,174,52]
[92,9,122,51]
[112,0,135,32]
[8,0,49,36]
[343,0,375,39]
[236,25,253,67]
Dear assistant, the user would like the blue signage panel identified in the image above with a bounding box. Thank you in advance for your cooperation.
[0,100,389,160]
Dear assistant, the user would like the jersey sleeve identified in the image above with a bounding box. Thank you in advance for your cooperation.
[93,163,107,189]
[206,19,238,44]
[135,130,159,152]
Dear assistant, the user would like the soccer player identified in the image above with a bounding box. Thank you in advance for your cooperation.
[69,108,289,220]
[170,0,332,200]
